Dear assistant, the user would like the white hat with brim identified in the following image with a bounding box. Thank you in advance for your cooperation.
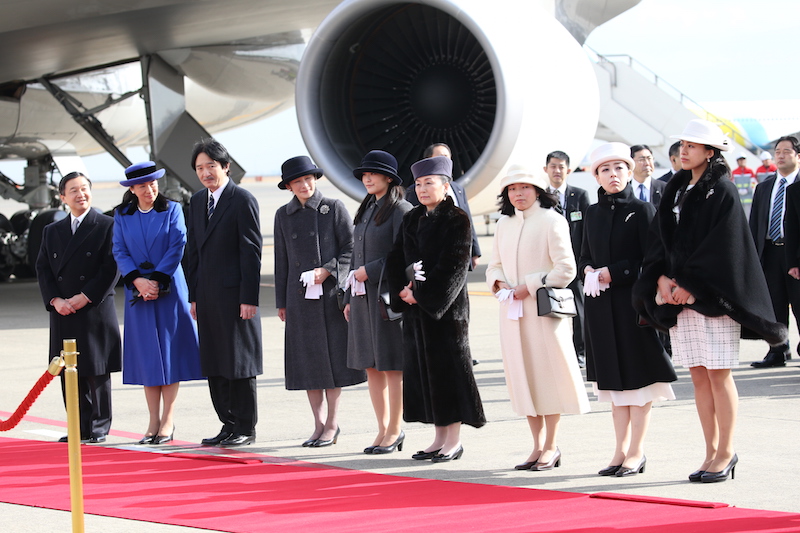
[760,151,772,161]
[670,119,731,152]
[499,165,549,191]
[589,142,634,176]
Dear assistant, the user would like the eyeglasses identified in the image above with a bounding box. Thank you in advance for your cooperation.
[634,156,654,163]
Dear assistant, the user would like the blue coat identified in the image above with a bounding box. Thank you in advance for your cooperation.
[113,200,202,386]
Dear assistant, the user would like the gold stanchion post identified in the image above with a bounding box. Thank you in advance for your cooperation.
[62,339,85,533]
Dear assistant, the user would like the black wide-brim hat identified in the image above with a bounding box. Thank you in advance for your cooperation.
[279,155,323,189]
[353,150,401,185]
[120,161,165,187]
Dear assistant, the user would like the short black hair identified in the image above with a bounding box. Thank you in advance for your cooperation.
[630,145,652,158]
[423,143,451,158]
[775,135,800,154]
[668,141,680,158]
[546,151,570,167]
[58,172,91,195]
[191,138,232,175]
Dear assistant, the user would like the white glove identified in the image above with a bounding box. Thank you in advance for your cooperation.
[412,261,426,281]
[583,270,609,298]
[300,270,323,299]
[344,270,366,296]
[496,287,523,320]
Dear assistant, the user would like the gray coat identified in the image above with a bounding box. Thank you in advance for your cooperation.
[346,196,412,371]
[274,189,367,390]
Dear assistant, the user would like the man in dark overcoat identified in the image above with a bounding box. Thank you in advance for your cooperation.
[545,150,590,366]
[185,139,263,447]
[36,172,121,443]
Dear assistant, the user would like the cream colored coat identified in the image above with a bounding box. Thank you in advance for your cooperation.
[486,203,590,417]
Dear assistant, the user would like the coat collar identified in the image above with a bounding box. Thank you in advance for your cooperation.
[59,208,99,268]
[597,182,636,208]
[285,188,323,215]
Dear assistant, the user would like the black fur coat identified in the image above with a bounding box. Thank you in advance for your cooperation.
[386,197,486,428]
[633,165,787,346]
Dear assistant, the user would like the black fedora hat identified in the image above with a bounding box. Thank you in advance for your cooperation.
[279,156,323,189]
[353,150,401,185]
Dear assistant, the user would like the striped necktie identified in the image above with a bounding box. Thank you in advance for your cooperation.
[768,177,786,241]
[207,194,215,220]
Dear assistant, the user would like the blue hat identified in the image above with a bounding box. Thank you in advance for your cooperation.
[411,156,453,180]
[279,156,323,190]
[120,161,165,187]
[353,150,401,185]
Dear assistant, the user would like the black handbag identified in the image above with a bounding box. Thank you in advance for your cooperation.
[377,262,402,321]
[536,287,576,318]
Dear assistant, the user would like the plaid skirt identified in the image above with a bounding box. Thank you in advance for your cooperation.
[670,308,740,369]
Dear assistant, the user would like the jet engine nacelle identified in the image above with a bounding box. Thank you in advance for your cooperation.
[296,0,599,214]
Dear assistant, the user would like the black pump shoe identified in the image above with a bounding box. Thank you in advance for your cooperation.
[431,445,463,463]
[598,465,622,476]
[312,427,340,447]
[412,448,441,460]
[701,454,737,483]
[373,431,405,454]
[615,456,646,477]
[688,469,706,482]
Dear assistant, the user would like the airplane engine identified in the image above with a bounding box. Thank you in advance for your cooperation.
[296,0,599,214]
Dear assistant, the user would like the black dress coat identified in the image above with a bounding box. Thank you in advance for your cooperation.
[784,180,800,269]
[185,182,263,380]
[562,184,590,354]
[386,197,486,428]
[36,209,121,376]
[345,196,412,371]
[633,167,787,346]
[274,189,366,390]
[579,185,676,390]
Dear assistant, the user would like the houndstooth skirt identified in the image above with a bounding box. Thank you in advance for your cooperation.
[670,308,740,369]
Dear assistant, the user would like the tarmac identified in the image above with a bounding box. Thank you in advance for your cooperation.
[0,178,798,532]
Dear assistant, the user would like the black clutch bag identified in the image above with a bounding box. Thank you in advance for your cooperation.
[536,287,576,318]
[130,274,171,305]
[378,261,402,321]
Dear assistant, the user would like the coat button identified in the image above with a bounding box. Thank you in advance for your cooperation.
[53,253,57,258]
[57,276,63,281]
[291,233,297,239]
[297,289,303,295]
[80,276,85,281]
[86,252,92,257]
[624,269,630,275]
[295,262,300,266]
[309,231,315,236]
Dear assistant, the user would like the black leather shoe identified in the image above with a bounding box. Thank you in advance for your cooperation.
[312,427,340,447]
[615,455,646,477]
[514,461,537,470]
[751,351,787,368]
[412,448,441,460]
[220,433,255,447]
[302,438,318,447]
[138,435,155,444]
[598,465,622,476]
[373,431,405,454]
[58,435,90,443]
[688,469,706,482]
[201,430,233,446]
[431,445,464,463]
[701,454,737,483]
[88,435,107,444]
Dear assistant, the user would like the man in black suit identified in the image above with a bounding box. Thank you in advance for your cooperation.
[630,144,666,208]
[749,135,800,367]
[545,150,589,367]
[657,142,681,182]
[36,172,121,443]
[186,139,263,446]
[405,143,481,269]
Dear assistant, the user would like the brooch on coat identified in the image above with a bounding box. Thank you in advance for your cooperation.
[624,212,635,222]
[706,188,715,199]
[319,205,330,215]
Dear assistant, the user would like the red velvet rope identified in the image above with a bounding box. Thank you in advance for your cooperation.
[0,371,56,431]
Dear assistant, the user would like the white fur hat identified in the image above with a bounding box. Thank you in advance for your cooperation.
[670,119,731,152]
[589,142,634,176]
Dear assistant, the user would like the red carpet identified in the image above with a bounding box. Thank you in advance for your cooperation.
[1,437,798,532]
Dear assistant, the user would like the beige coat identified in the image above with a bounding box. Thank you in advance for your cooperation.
[486,203,590,417]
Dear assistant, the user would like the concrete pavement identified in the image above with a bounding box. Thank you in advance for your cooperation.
[1,178,798,532]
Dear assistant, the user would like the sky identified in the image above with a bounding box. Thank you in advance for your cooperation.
[2,0,796,183]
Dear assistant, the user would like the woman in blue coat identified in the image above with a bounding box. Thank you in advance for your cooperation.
[113,162,203,445]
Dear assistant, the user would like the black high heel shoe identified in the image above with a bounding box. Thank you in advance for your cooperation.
[373,431,405,454]
[363,446,376,454]
[615,455,646,477]
[302,437,318,447]
[312,427,340,447]
[431,445,463,463]
[701,454,737,483]
[152,426,174,445]
[688,469,706,482]
[412,448,441,460]
[138,434,155,445]
[531,448,561,471]
[598,464,622,476]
